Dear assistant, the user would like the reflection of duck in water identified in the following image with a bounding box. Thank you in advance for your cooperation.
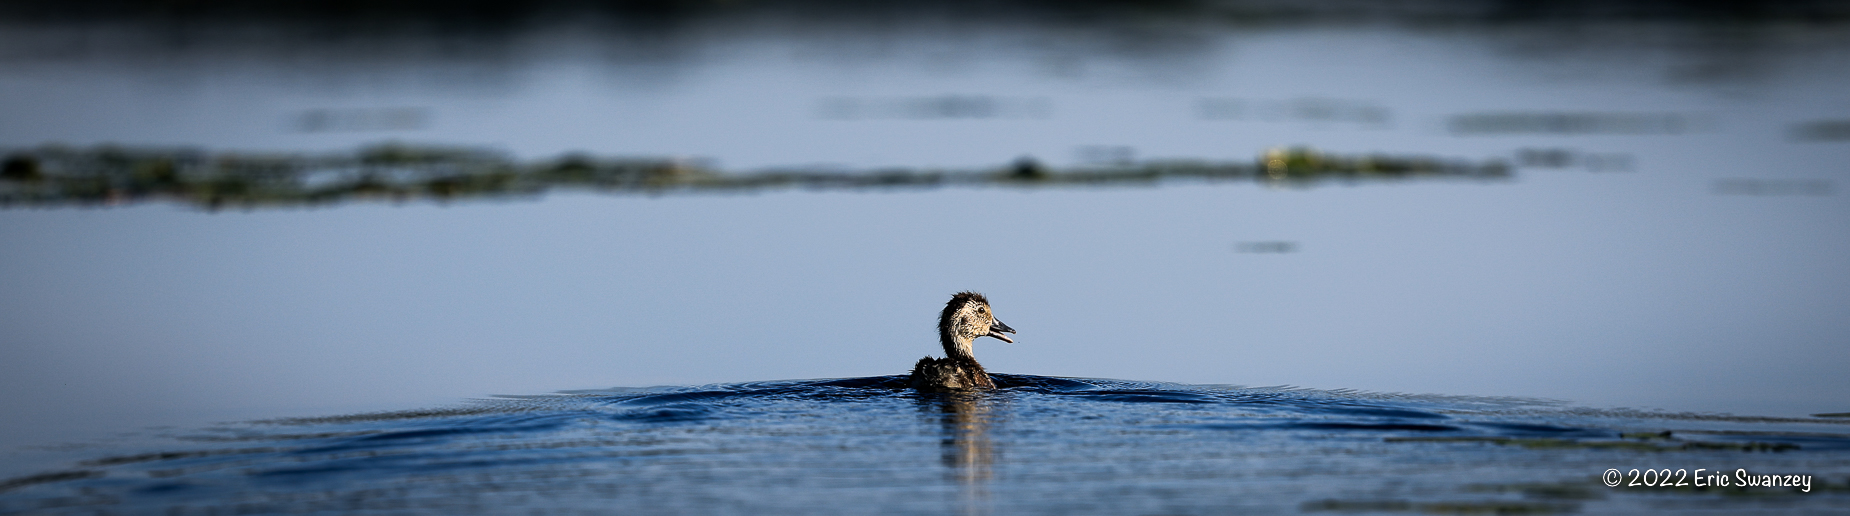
[911,292,1017,392]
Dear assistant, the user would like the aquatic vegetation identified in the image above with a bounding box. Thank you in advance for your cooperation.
[0,144,1511,210]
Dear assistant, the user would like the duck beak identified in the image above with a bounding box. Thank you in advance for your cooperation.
[986,319,1017,343]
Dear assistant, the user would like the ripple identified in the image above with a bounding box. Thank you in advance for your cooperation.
[4,375,1848,514]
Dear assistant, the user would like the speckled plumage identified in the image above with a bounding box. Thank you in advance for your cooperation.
[910,356,993,392]
[910,291,1015,392]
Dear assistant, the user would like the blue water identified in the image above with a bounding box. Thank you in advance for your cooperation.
[4,375,1846,514]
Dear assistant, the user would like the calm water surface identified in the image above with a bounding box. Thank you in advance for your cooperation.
[3,376,1847,514]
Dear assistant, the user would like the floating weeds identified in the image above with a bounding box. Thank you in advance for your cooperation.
[0,144,1510,210]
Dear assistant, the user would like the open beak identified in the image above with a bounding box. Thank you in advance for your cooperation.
[986,319,1017,343]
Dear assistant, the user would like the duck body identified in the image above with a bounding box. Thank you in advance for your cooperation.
[909,291,1016,393]
[910,356,994,392]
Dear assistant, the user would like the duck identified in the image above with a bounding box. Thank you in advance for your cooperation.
[910,291,1017,392]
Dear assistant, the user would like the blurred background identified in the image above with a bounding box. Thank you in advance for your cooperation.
[2,0,1848,476]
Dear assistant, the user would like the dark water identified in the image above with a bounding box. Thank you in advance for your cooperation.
[4,375,1846,514]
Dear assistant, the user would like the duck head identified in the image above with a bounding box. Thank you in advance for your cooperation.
[938,291,1016,361]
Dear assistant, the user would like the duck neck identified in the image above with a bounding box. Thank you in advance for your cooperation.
[940,331,978,363]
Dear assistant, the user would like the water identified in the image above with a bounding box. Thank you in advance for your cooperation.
[5,2,1850,511]
[3,376,1847,514]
